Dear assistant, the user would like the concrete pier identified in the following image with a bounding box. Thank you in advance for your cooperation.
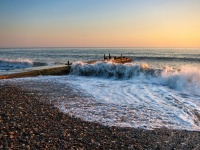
[0,65,71,79]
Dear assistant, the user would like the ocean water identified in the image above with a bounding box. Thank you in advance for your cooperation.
[0,48,200,130]
[1,48,200,72]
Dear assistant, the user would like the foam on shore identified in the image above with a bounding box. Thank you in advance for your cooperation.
[1,71,200,131]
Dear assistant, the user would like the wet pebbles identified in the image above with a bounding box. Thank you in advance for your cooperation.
[0,84,200,149]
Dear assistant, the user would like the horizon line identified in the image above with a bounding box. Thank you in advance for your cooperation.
[1,46,200,49]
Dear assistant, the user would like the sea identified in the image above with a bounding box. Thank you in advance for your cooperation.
[0,48,200,131]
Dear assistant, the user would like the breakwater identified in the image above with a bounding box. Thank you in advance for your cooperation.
[0,65,71,79]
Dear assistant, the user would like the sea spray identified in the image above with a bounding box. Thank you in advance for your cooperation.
[71,61,200,96]
[159,65,200,95]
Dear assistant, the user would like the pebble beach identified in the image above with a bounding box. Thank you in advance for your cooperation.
[1,0,200,148]
[1,83,200,149]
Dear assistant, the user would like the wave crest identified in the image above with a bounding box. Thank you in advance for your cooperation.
[0,58,33,70]
[160,66,200,95]
[71,61,200,95]
[71,61,157,79]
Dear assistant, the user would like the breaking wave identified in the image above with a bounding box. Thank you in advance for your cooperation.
[0,58,47,71]
[71,61,200,96]
[71,61,158,79]
[159,66,200,95]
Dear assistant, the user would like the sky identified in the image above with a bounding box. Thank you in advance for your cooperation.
[0,0,200,48]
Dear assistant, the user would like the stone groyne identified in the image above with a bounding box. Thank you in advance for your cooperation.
[0,65,71,79]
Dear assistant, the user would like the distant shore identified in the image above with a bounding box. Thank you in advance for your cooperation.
[0,83,200,149]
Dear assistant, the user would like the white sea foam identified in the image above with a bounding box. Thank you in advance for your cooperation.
[0,58,33,71]
[61,75,200,130]
[0,58,33,64]
[159,66,200,96]
[71,61,200,96]
[3,64,200,131]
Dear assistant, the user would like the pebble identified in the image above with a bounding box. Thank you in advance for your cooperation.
[1,83,200,149]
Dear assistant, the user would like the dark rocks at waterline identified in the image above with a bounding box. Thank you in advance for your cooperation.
[0,84,200,149]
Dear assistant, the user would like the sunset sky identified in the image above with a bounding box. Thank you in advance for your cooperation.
[0,0,200,48]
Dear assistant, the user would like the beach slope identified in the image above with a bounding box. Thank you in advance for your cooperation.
[0,83,200,149]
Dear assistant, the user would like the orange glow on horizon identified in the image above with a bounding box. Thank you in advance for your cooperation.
[0,1,200,48]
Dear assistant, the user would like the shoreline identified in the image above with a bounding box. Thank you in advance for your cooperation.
[1,83,200,149]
